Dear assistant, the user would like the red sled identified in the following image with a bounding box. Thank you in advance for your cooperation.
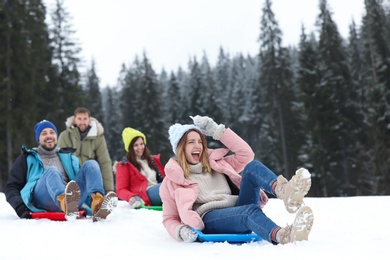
[30,210,87,221]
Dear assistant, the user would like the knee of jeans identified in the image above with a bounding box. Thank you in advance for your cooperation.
[244,203,261,214]
[83,160,99,169]
[244,160,264,172]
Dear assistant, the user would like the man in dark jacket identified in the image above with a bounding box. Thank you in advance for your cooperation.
[5,120,118,222]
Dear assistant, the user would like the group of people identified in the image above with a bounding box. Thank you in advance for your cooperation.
[5,108,314,245]
[5,107,118,222]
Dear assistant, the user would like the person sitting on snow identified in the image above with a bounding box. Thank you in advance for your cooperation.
[5,120,118,222]
[58,107,114,195]
[160,115,314,244]
[115,127,165,209]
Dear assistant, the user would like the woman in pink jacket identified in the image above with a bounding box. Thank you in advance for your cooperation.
[116,128,165,208]
[160,115,314,245]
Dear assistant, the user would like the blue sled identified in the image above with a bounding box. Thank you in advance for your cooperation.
[192,229,262,243]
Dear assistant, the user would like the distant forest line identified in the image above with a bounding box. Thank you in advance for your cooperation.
[1,0,390,196]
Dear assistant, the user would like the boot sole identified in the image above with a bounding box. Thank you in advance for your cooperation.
[65,181,80,220]
[286,168,312,213]
[291,206,314,242]
[93,192,118,222]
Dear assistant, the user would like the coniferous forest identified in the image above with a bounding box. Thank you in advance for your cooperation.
[1,0,390,197]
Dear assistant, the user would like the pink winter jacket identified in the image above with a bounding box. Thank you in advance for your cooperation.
[160,128,255,241]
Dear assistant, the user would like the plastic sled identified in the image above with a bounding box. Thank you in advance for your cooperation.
[193,229,262,243]
[137,204,162,211]
[30,210,87,221]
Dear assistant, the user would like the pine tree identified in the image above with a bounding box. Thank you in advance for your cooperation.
[258,0,282,171]
[27,1,58,123]
[239,55,261,151]
[257,0,299,176]
[84,59,104,124]
[296,28,321,195]
[200,53,223,123]
[102,86,123,162]
[314,0,360,196]
[49,0,84,120]
[137,53,168,157]
[0,0,54,187]
[158,68,170,128]
[165,72,182,125]
[346,20,369,195]
[277,46,303,178]
[360,0,390,194]
[187,57,205,118]
[229,55,248,132]
[175,66,191,123]
[120,56,143,129]
[213,47,232,121]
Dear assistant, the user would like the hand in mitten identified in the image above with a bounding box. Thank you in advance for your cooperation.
[179,225,198,243]
[190,115,225,140]
[129,196,144,209]
[16,204,31,219]
[259,189,269,209]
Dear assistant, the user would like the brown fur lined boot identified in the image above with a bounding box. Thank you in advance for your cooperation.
[91,192,118,222]
[57,180,80,220]
[91,192,104,215]
[57,194,66,212]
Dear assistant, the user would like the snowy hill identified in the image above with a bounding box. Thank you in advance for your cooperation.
[1,192,388,260]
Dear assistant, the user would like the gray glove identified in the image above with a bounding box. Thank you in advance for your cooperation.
[179,226,198,243]
[190,115,226,140]
[129,196,143,209]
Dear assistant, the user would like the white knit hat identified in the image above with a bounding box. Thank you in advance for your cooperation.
[168,123,201,155]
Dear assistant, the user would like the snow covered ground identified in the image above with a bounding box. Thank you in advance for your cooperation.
[1,192,388,260]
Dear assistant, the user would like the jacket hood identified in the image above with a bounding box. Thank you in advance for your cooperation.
[164,158,197,187]
[112,157,128,171]
[65,116,105,136]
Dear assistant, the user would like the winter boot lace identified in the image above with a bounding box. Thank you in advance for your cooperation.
[57,180,80,220]
[277,205,314,244]
[275,168,311,213]
[92,191,118,222]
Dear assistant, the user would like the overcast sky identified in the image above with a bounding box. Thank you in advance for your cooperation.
[44,0,365,87]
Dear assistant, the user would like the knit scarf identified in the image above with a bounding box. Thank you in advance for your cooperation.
[38,146,69,185]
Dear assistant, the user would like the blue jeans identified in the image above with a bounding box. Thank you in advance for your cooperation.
[147,183,162,205]
[202,160,279,243]
[33,160,105,212]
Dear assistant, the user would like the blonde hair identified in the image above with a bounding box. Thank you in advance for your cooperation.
[176,129,211,178]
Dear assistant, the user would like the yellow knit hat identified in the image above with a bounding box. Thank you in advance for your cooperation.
[122,127,146,152]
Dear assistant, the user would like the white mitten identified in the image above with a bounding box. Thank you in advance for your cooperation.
[190,115,225,140]
[179,226,198,243]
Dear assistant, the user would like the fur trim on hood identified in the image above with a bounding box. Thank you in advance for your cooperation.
[65,116,105,136]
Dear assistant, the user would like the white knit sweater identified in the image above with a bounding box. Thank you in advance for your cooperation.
[137,158,158,189]
[188,163,237,217]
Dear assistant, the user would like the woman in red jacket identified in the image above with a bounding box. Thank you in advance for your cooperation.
[115,127,165,208]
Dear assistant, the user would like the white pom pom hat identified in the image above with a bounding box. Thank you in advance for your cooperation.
[168,123,201,155]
